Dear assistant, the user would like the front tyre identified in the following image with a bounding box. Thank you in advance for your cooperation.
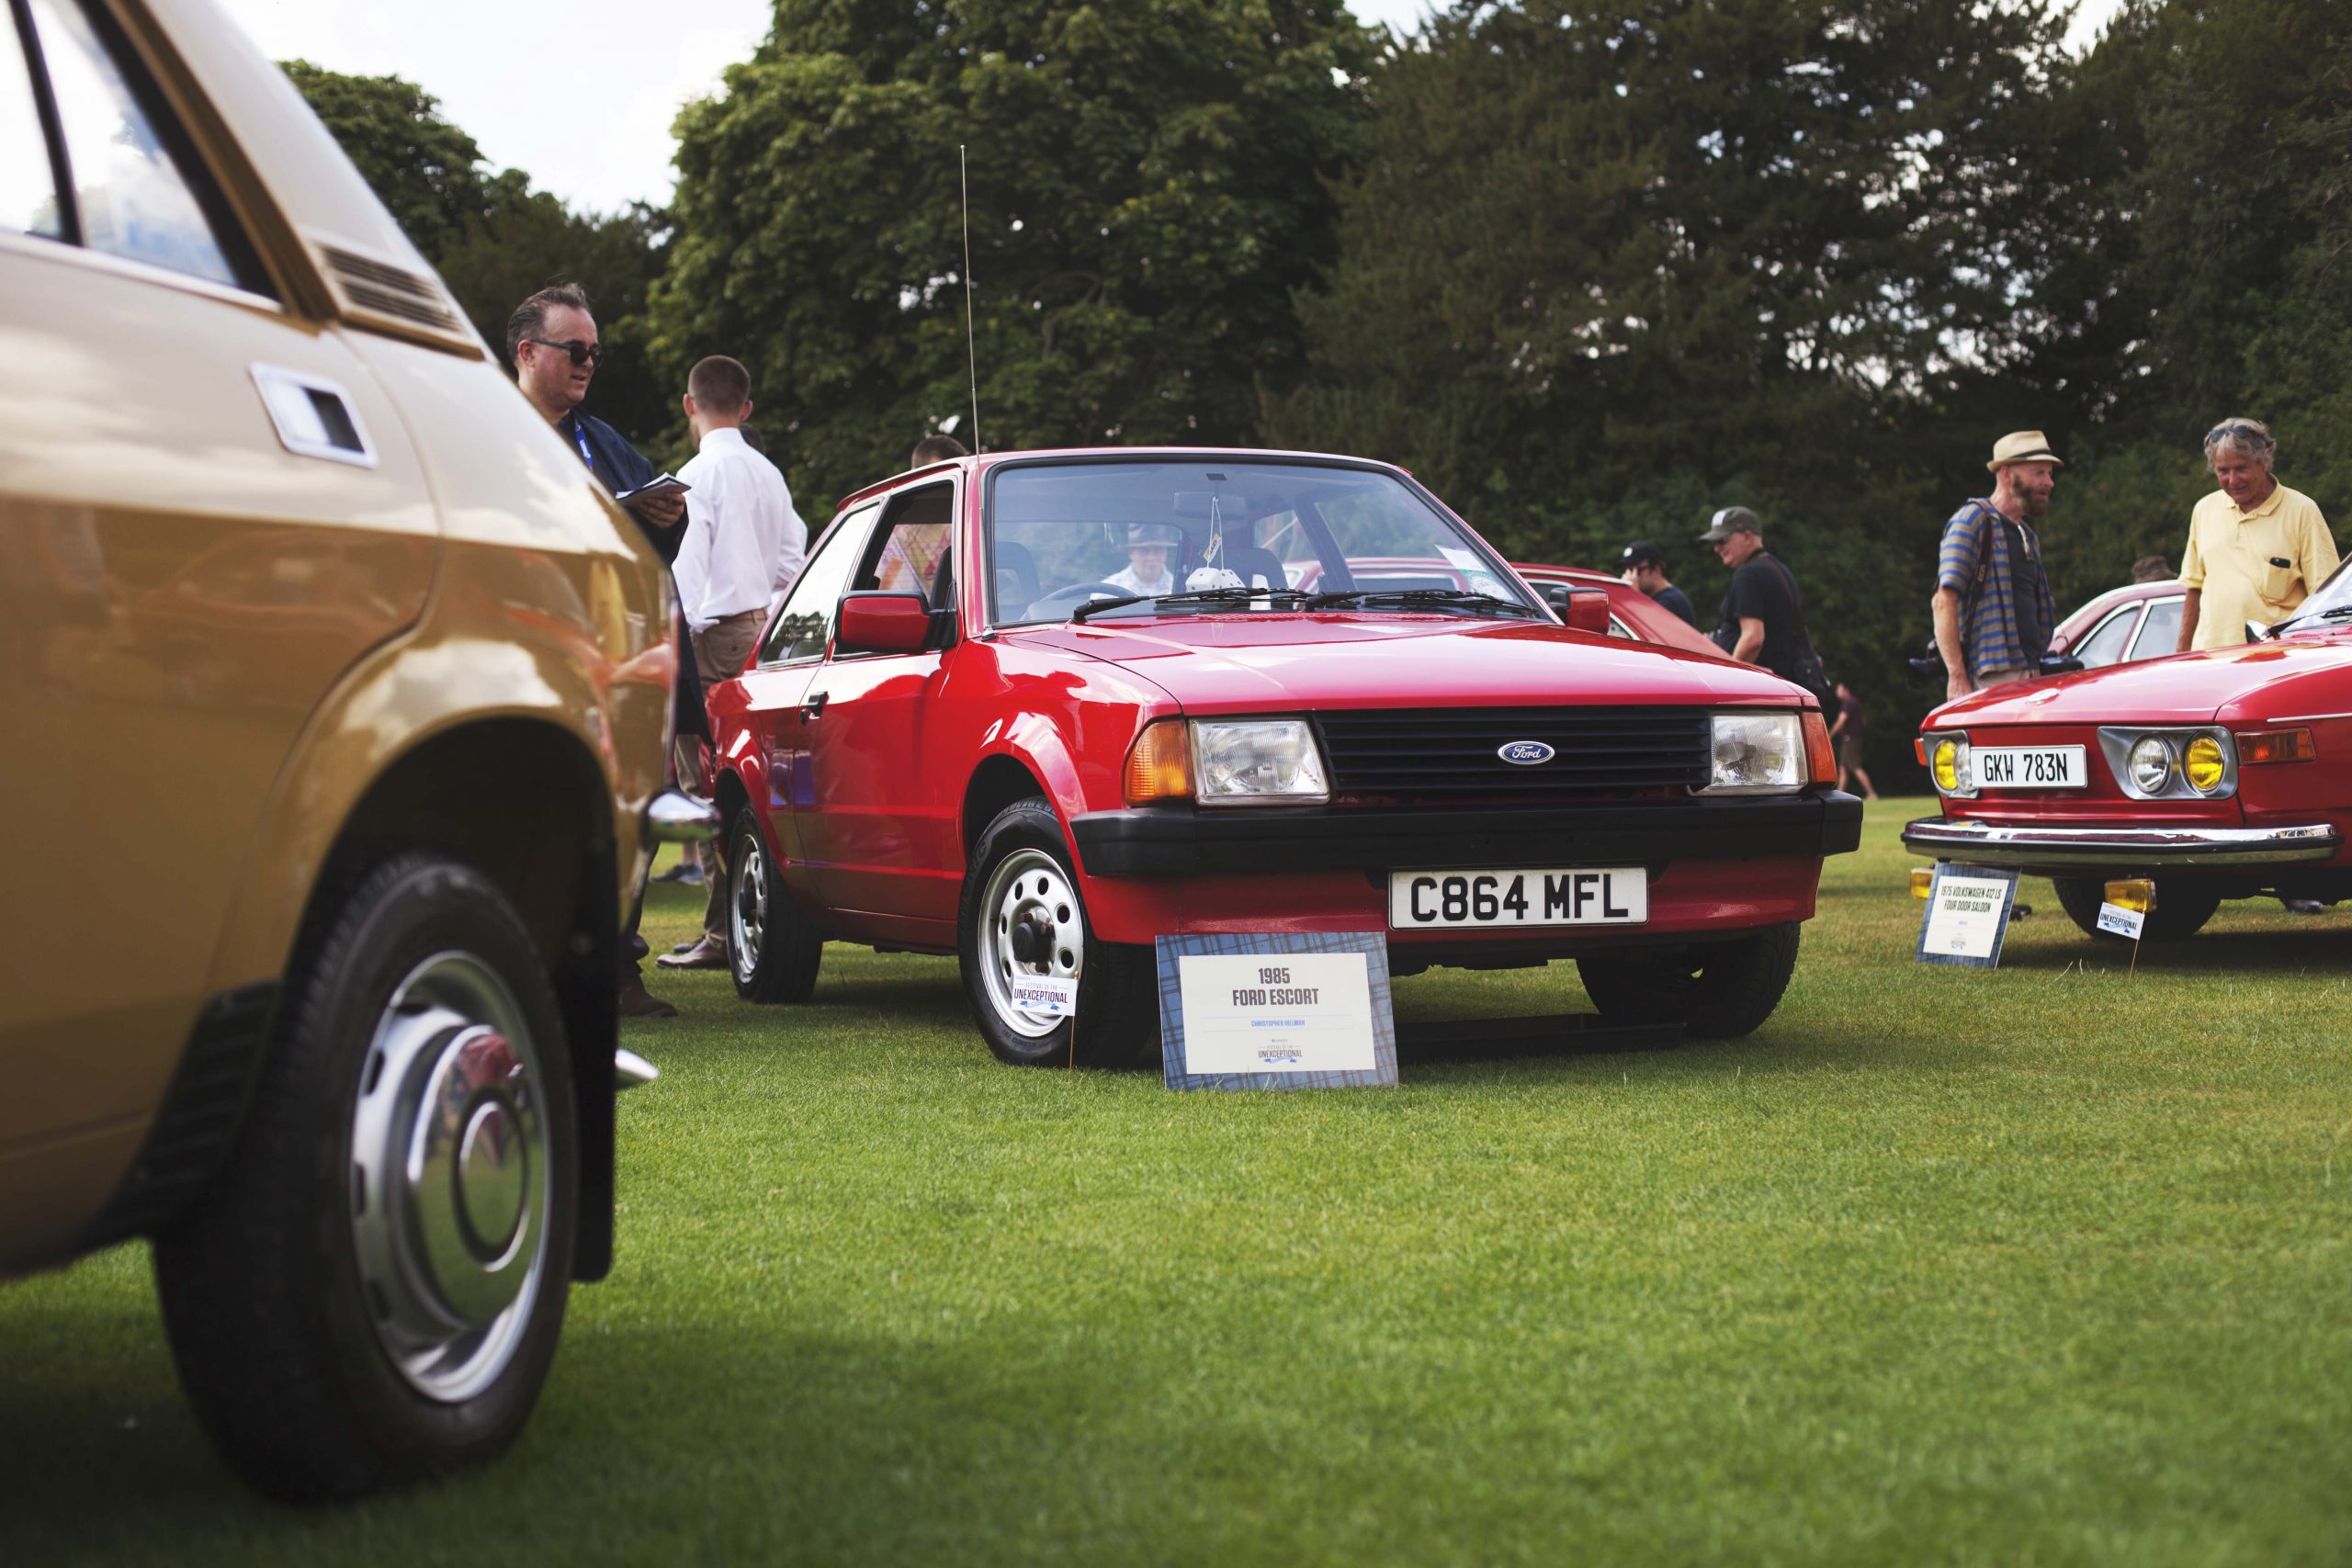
[153,853,576,1500]
[1577,922,1802,1040]
[2052,876,2222,942]
[729,807,824,1003]
[958,797,1157,1067]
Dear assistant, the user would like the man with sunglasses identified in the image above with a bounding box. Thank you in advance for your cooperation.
[2175,418,2338,651]
[506,282,701,1018]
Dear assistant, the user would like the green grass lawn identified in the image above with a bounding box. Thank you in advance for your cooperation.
[6,799,2350,1563]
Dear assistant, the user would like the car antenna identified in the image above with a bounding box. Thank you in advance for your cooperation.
[960,143,982,455]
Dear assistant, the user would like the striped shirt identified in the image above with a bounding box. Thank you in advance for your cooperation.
[1937,499,2056,679]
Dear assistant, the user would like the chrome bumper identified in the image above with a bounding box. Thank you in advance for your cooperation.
[645,788,720,844]
[1901,818,2343,870]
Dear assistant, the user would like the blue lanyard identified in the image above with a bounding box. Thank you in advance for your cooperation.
[567,417,594,471]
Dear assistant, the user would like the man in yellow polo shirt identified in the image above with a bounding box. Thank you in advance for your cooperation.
[2176,417,2339,650]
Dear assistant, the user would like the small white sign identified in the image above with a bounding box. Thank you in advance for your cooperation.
[1175,952,1376,1076]
[1008,974,1078,1018]
[1920,871,2014,961]
[2097,902,2146,941]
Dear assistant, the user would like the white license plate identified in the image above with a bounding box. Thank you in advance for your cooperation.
[1388,867,1648,929]
[1973,745,2087,790]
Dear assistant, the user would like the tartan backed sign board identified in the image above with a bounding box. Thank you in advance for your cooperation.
[1154,931,1397,1091]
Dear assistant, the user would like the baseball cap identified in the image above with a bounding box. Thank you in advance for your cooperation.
[1696,505,1762,543]
[1620,540,1666,569]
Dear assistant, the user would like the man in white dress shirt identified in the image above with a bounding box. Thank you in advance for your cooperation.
[661,355,808,971]
[1105,525,1178,597]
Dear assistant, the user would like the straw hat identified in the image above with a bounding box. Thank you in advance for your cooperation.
[1987,431,2064,472]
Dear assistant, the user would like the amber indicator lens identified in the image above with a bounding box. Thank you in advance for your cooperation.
[2104,878,2156,913]
[1909,867,1934,899]
[1802,711,1838,784]
[1123,719,1194,805]
[2237,728,2317,764]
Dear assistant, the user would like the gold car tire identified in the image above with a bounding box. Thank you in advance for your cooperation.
[1576,922,1802,1040]
[152,853,576,1501]
[728,807,824,1004]
[956,797,1159,1068]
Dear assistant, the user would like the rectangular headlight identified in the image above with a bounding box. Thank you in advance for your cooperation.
[1699,712,1803,795]
[1192,718,1330,804]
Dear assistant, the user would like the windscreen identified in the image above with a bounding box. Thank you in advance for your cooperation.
[2273,555,2352,632]
[984,459,1535,626]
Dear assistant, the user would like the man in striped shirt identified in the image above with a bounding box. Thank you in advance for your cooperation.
[1930,431,2063,705]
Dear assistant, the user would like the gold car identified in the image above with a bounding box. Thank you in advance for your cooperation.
[0,0,706,1497]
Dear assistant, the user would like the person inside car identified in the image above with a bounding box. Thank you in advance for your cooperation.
[1104,525,1178,596]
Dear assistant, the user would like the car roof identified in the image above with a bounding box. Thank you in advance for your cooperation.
[838,446,1415,512]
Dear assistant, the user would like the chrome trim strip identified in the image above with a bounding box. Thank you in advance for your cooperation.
[646,789,720,844]
[1901,818,2341,869]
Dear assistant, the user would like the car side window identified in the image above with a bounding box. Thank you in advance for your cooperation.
[762,503,877,665]
[2129,596,2184,661]
[854,483,955,607]
[20,0,253,288]
[2072,605,2143,668]
[0,9,63,237]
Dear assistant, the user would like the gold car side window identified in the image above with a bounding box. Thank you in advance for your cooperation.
[22,0,243,288]
[0,7,62,237]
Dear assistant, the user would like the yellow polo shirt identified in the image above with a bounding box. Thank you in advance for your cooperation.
[2179,482,2339,649]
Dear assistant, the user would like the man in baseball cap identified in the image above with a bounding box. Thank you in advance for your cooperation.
[1695,505,1814,682]
[1619,539,1697,626]
[1929,431,2062,703]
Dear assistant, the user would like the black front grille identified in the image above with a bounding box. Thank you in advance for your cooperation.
[1315,706,1711,799]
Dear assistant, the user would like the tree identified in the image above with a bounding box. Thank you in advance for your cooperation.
[650,0,1377,508]
[281,62,675,449]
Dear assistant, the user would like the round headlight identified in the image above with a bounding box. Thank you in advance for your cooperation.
[2184,735,2227,794]
[2128,735,2177,794]
[1931,739,1959,793]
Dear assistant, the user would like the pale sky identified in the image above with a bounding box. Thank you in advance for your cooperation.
[213,0,2128,217]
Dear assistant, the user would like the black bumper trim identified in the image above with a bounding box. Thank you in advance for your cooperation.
[1070,794,1863,876]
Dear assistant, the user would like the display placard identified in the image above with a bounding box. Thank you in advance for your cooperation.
[2097,901,2145,941]
[1914,863,2019,967]
[1155,931,1396,1090]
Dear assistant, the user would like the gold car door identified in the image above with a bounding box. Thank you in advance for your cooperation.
[0,0,435,1185]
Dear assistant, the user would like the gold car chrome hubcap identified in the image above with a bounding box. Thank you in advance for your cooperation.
[349,952,548,1403]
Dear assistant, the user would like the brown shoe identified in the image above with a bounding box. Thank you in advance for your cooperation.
[617,978,679,1019]
[656,932,729,971]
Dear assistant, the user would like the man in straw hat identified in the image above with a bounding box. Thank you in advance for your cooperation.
[2174,417,2337,651]
[1930,430,2062,704]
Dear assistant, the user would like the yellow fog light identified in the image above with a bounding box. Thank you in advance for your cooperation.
[2103,878,2156,913]
[1931,739,1959,793]
[2184,735,2227,794]
[1909,867,1934,899]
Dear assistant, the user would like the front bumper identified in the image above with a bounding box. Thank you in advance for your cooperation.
[1071,793,1863,877]
[1901,817,2342,870]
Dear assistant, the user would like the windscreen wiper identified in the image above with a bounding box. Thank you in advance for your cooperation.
[1069,584,1310,622]
[1302,587,1544,619]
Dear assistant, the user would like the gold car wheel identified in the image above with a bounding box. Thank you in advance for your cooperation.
[348,950,551,1404]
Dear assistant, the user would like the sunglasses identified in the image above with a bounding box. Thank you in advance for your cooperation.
[2206,420,2268,446]
[526,336,606,368]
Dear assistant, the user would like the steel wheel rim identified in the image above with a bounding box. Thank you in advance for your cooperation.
[730,834,769,987]
[976,846,1083,1040]
[348,950,550,1403]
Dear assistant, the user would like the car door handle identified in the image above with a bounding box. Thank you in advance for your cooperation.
[801,691,828,720]
[250,362,377,468]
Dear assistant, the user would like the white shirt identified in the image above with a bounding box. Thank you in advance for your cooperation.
[1104,563,1174,597]
[673,426,807,631]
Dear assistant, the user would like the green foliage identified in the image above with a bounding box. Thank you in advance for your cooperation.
[281,62,677,449]
[650,0,1377,510]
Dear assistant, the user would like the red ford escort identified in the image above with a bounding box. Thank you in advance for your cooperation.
[707,450,1861,1063]
[1904,560,2352,936]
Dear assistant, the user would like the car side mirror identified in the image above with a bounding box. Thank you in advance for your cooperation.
[1544,583,1611,635]
[835,591,933,654]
